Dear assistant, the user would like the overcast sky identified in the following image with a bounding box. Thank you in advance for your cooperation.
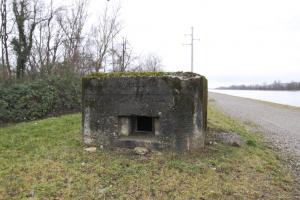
[85,0,300,88]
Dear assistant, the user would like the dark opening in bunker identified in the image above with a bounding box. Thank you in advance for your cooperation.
[118,116,159,137]
[136,116,153,132]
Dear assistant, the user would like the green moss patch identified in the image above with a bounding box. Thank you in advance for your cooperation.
[83,72,167,80]
[82,71,205,80]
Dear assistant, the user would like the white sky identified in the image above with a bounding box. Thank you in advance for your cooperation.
[85,0,300,87]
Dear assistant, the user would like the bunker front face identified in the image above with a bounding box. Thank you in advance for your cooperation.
[82,72,207,152]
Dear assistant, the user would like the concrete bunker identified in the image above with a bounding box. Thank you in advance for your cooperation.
[82,72,208,152]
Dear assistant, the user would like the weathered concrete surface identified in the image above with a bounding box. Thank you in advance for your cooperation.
[82,72,207,152]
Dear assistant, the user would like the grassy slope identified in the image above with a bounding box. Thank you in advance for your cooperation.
[0,104,295,199]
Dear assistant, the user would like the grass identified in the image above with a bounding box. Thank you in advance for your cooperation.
[0,104,295,199]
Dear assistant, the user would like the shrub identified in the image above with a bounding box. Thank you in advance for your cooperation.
[0,76,81,124]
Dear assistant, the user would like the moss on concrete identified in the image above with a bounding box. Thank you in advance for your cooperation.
[83,72,167,80]
[82,71,205,80]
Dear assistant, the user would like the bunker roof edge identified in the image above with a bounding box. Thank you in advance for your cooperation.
[83,71,204,80]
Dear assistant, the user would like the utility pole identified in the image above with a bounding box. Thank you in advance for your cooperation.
[107,0,114,72]
[121,37,126,71]
[184,27,200,72]
[111,39,114,71]
[191,27,194,73]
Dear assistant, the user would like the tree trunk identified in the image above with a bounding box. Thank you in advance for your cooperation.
[0,0,11,78]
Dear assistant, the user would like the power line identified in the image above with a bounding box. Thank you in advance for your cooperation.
[184,27,200,72]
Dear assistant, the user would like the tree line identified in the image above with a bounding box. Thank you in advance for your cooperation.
[0,0,163,80]
[0,0,164,124]
[217,80,300,91]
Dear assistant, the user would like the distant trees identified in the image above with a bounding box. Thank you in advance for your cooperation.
[89,4,121,73]
[30,0,63,76]
[112,37,134,72]
[285,82,300,90]
[57,0,88,75]
[134,53,163,72]
[218,80,300,91]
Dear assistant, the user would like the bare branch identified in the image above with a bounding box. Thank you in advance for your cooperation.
[89,3,122,72]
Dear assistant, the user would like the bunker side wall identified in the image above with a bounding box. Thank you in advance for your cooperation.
[82,76,207,151]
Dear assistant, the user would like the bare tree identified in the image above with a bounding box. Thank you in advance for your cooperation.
[134,53,163,72]
[57,0,88,74]
[0,0,11,78]
[112,37,135,72]
[29,0,63,76]
[90,4,121,72]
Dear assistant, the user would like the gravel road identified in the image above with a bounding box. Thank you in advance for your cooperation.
[209,92,300,163]
[210,91,300,197]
